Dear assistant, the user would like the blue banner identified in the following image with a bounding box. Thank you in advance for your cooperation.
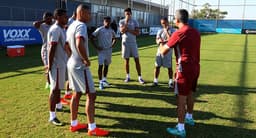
[216,28,242,34]
[193,20,216,32]
[0,26,42,46]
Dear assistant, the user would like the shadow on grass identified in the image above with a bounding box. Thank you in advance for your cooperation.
[0,45,43,74]
[0,36,156,76]
[59,81,255,138]
[95,114,256,138]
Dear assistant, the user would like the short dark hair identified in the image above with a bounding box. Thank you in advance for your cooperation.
[175,9,189,24]
[43,12,53,19]
[104,16,111,21]
[54,8,67,18]
[124,8,132,14]
[77,4,90,11]
[160,17,168,22]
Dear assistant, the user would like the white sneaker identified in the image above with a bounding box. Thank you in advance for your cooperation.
[124,77,130,83]
[102,80,110,87]
[138,78,145,84]
[99,82,104,90]
[169,80,174,88]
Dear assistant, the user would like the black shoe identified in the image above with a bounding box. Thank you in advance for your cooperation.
[49,117,63,126]
[151,82,158,87]
[56,108,63,112]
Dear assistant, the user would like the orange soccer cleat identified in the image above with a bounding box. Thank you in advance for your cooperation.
[64,93,72,99]
[70,123,88,132]
[61,98,70,105]
[88,127,109,136]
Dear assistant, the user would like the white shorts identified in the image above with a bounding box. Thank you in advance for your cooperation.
[155,49,172,68]
[41,44,48,66]
[68,66,95,93]
[49,67,66,91]
[98,49,112,65]
[122,43,139,59]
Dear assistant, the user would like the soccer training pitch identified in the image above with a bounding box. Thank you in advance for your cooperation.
[0,34,255,138]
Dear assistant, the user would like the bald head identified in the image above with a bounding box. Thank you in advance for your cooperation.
[76,4,90,14]
[76,4,91,23]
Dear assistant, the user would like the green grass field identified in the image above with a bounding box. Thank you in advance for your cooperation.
[0,34,255,138]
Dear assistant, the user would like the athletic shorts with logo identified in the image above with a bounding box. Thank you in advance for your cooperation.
[98,49,112,65]
[67,63,95,93]
[174,63,199,96]
[122,42,139,58]
[155,48,172,68]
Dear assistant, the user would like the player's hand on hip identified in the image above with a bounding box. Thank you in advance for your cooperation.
[83,59,91,67]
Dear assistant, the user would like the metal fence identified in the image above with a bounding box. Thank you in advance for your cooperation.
[0,6,50,21]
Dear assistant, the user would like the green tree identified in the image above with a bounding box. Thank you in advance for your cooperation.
[191,3,228,19]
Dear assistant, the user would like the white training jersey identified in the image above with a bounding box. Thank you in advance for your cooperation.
[119,18,139,45]
[39,23,51,65]
[39,23,51,47]
[47,23,67,68]
[66,20,89,69]
[156,27,173,55]
[92,26,115,49]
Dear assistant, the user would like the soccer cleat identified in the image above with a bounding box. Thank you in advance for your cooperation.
[56,107,63,112]
[61,98,70,105]
[70,123,88,132]
[88,127,109,136]
[168,82,174,88]
[166,127,186,138]
[49,118,63,126]
[138,78,145,84]
[99,82,104,90]
[151,82,158,87]
[102,80,110,87]
[64,93,72,99]
[185,118,195,126]
[124,77,130,83]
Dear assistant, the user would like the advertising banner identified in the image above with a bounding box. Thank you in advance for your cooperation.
[0,26,42,46]
[241,29,256,34]
[149,27,161,35]
[216,28,241,34]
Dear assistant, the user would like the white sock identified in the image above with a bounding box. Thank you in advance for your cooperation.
[138,76,142,80]
[169,79,173,84]
[88,122,96,130]
[56,103,62,109]
[154,78,158,83]
[65,91,71,95]
[126,74,130,78]
[185,113,193,119]
[102,77,106,81]
[49,111,56,120]
[177,123,185,131]
[71,120,78,126]
[99,80,103,83]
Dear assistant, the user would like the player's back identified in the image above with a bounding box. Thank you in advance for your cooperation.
[175,25,200,65]
[48,23,66,68]
[66,20,89,68]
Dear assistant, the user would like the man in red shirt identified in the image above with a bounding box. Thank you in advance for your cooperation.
[159,9,200,137]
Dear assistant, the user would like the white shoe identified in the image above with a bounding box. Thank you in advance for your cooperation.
[102,80,110,87]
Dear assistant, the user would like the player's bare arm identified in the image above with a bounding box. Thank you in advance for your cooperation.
[120,24,128,34]
[111,37,117,48]
[47,42,57,71]
[127,27,139,36]
[90,35,102,51]
[64,42,72,57]
[159,43,170,55]
[33,20,45,29]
